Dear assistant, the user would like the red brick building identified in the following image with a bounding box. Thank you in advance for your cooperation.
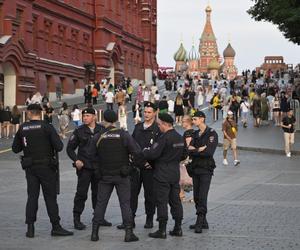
[0,0,158,106]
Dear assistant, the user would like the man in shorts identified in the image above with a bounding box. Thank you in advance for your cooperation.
[222,110,240,166]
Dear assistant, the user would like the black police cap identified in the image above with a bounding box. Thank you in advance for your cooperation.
[82,108,96,115]
[27,104,42,111]
[158,113,174,124]
[103,109,118,123]
[193,110,206,118]
[144,102,157,111]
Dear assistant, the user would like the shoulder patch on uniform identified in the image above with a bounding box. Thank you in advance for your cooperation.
[173,143,184,148]
[209,136,215,143]
[152,142,159,149]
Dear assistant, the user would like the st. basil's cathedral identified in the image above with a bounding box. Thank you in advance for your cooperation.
[174,5,238,80]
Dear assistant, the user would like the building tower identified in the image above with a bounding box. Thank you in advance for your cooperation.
[174,42,187,73]
[199,5,220,73]
[188,42,200,75]
[222,43,238,80]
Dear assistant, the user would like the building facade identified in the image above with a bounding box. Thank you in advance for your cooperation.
[0,0,158,106]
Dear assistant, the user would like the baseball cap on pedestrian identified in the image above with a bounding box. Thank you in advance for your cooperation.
[27,104,42,111]
[158,113,174,124]
[227,110,234,116]
[103,109,118,123]
[144,102,157,111]
[82,108,96,115]
[193,111,206,118]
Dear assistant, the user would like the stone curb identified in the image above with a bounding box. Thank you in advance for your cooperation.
[217,142,300,156]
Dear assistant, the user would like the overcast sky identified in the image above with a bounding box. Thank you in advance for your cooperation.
[157,0,300,72]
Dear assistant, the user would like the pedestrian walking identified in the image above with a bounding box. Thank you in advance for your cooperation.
[71,105,82,127]
[187,111,218,234]
[143,113,184,239]
[174,93,184,125]
[222,110,240,166]
[67,108,112,230]
[240,97,250,127]
[118,103,128,130]
[281,109,296,157]
[11,105,21,137]
[91,110,140,242]
[105,89,114,110]
[12,104,73,238]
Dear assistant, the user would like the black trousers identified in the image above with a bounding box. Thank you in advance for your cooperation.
[73,168,99,216]
[25,166,60,225]
[93,176,133,226]
[192,174,212,216]
[130,169,155,218]
[153,179,183,222]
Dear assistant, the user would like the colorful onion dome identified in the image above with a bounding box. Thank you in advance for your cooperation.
[188,45,200,61]
[223,43,236,58]
[174,43,187,62]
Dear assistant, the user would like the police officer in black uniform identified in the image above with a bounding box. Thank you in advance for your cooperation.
[187,111,218,233]
[117,102,160,230]
[12,104,73,238]
[66,107,112,230]
[143,113,184,239]
[91,110,140,242]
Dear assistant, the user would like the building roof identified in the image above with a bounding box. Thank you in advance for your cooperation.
[174,43,187,62]
[223,43,236,58]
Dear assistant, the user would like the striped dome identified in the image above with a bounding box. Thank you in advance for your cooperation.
[188,45,200,61]
[174,43,187,62]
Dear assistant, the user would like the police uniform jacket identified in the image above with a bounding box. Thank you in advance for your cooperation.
[12,120,63,162]
[132,121,161,168]
[66,123,104,170]
[95,126,141,176]
[189,126,218,174]
[143,129,184,183]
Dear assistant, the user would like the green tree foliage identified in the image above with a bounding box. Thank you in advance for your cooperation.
[248,0,300,45]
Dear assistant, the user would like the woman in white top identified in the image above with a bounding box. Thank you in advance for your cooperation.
[143,87,151,103]
[240,97,250,127]
[273,93,281,126]
[197,85,204,107]
[205,85,214,105]
[118,102,128,130]
[71,105,81,127]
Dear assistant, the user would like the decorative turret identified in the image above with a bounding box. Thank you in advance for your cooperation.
[223,43,236,58]
[199,5,220,73]
[173,43,187,62]
[188,44,200,61]
[222,42,238,80]
[208,58,220,70]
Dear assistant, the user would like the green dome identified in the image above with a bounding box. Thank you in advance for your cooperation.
[208,58,220,70]
[174,43,187,62]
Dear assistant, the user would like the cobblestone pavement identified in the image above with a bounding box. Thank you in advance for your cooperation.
[1,147,300,250]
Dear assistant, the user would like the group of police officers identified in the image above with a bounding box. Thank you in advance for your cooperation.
[12,102,218,242]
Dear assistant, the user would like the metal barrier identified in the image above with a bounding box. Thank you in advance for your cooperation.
[289,99,300,131]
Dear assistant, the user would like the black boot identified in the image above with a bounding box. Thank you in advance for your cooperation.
[99,219,112,227]
[148,221,167,239]
[124,226,139,242]
[74,214,86,230]
[91,223,100,241]
[169,219,182,237]
[144,215,154,229]
[190,215,209,230]
[117,220,135,230]
[51,224,74,236]
[117,223,125,230]
[26,223,34,238]
[194,214,204,234]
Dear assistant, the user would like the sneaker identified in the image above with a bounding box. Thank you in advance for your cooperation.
[223,159,228,166]
[234,160,240,166]
[286,152,291,158]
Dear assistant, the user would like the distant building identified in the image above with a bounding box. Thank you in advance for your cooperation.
[0,0,158,106]
[259,56,288,75]
[173,4,238,80]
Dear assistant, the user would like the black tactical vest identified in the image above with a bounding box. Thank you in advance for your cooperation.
[20,121,53,160]
[97,128,129,176]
